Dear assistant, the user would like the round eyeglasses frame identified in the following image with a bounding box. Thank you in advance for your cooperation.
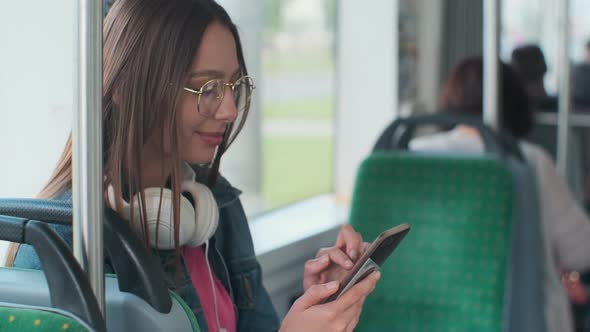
[182,76,255,117]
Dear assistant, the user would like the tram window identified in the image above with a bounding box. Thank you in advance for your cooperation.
[0,1,77,263]
[218,0,337,215]
[0,2,75,199]
[259,0,336,211]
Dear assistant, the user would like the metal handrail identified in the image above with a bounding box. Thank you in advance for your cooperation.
[73,0,104,314]
[536,111,590,128]
[556,0,572,175]
[483,0,500,131]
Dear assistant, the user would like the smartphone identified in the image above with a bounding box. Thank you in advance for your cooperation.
[322,223,411,303]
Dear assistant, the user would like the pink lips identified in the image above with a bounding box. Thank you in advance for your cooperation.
[197,132,224,146]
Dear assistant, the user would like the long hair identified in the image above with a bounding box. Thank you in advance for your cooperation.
[6,0,249,271]
[439,55,534,138]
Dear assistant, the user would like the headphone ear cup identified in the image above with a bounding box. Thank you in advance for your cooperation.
[181,181,219,247]
[106,183,210,249]
[136,188,197,249]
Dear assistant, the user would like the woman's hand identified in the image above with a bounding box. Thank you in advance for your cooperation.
[562,271,589,305]
[303,225,369,291]
[280,270,380,332]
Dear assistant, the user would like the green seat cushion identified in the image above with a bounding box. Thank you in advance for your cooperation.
[351,153,513,332]
[0,306,89,332]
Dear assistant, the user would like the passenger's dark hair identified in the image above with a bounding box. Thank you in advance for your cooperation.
[439,55,534,138]
[511,44,547,83]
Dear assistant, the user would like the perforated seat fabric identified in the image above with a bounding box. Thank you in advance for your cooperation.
[0,304,91,332]
[0,268,200,332]
[351,153,514,332]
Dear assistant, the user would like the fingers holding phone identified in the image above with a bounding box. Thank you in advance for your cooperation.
[335,224,364,261]
[326,271,379,332]
[322,223,410,303]
[328,270,380,312]
[280,271,381,332]
[303,225,368,291]
[303,247,353,287]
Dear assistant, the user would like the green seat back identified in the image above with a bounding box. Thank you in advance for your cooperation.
[351,153,514,332]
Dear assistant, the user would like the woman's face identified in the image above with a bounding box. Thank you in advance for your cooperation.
[177,22,240,164]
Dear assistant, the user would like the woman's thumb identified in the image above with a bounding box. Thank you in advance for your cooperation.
[291,281,340,311]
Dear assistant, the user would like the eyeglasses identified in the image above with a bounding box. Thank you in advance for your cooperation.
[183,76,255,117]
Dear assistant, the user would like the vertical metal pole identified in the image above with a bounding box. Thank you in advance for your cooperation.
[556,0,571,175]
[73,0,104,313]
[483,0,500,131]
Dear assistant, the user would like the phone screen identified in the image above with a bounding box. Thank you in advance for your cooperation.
[322,223,410,303]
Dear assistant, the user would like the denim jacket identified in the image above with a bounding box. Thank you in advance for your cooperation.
[13,171,281,332]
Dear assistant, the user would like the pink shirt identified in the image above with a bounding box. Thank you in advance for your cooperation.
[184,246,237,332]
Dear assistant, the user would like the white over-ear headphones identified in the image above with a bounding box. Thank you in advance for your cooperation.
[107,179,219,250]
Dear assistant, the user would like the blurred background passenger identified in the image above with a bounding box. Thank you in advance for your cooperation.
[511,44,558,110]
[410,55,590,332]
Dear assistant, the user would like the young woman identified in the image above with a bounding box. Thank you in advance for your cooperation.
[7,0,380,331]
[410,55,590,332]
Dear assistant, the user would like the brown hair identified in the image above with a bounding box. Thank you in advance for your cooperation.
[439,55,534,138]
[6,0,249,271]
